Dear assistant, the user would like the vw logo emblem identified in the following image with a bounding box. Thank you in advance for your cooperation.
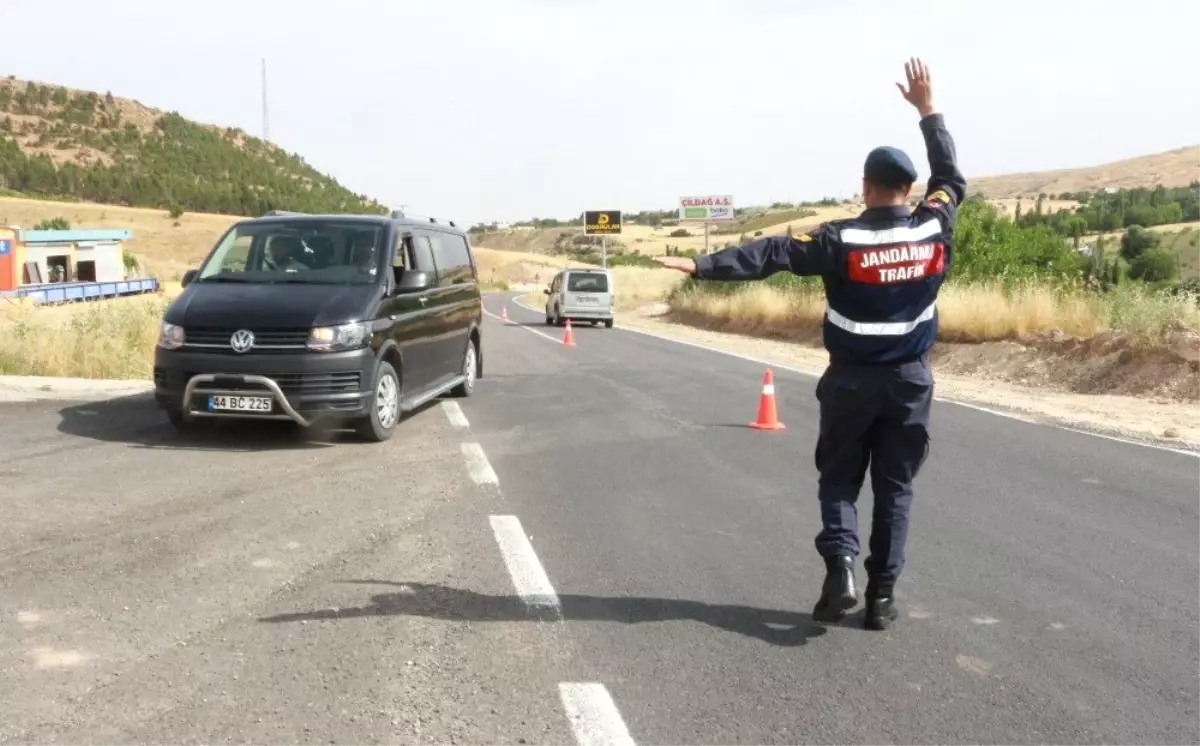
[229,329,255,353]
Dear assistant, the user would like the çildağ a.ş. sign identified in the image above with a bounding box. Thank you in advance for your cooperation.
[584,210,622,235]
[678,195,735,223]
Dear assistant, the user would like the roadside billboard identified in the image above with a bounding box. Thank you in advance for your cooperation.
[584,210,622,235]
[678,195,734,223]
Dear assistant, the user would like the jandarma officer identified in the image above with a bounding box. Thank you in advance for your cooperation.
[653,58,966,631]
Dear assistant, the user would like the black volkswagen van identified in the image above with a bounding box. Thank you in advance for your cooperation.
[153,210,483,442]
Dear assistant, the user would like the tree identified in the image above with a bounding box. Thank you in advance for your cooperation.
[1120,225,1160,261]
[1066,216,1087,249]
[1128,248,1179,283]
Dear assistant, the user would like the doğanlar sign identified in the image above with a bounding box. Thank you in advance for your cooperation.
[584,210,622,235]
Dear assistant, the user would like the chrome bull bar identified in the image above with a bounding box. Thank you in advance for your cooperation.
[182,373,311,427]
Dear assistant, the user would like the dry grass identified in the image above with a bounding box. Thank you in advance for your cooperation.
[668,281,1200,346]
[0,296,169,379]
[472,246,583,288]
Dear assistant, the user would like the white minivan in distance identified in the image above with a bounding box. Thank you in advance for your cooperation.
[544,268,614,329]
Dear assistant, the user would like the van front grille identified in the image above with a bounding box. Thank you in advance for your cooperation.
[183,327,310,352]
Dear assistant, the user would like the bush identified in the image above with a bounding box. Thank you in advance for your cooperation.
[1128,248,1179,283]
[33,216,70,230]
[1120,225,1161,261]
[668,228,691,238]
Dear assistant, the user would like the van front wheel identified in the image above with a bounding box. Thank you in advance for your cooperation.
[355,360,400,442]
[604,319,614,329]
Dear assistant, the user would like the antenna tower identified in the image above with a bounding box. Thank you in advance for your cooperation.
[261,58,270,142]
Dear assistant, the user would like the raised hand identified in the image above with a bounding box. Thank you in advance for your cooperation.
[896,57,935,118]
[651,256,697,274]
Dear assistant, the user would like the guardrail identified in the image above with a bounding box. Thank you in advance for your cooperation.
[13,278,159,304]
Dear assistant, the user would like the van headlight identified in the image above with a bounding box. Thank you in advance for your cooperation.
[307,321,371,352]
[158,321,185,350]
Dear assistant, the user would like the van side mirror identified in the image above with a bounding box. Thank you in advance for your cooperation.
[393,268,432,294]
[543,288,550,295]
[181,269,197,287]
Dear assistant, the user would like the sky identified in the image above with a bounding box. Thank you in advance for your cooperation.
[2,0,1198,226]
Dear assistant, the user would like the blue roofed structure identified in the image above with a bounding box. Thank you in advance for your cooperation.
[20,228,133,243]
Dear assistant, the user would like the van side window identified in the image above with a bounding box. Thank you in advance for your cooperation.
[408,234,438,276]
[430,231,473,286]
[392,235,408,269]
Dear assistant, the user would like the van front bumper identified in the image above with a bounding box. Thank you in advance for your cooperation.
[153,346,375,427]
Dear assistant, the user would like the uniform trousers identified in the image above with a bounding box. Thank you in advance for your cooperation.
[813,354,933,588]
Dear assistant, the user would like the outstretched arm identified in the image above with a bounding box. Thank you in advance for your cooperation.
[653,227,836,281]
[897,58,967,211]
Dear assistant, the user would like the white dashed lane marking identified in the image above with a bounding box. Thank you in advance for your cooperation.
[559,682,637,746]
[488,515,561,613]
[461,442,498,485]
[442,400,470,429]
[448,361,630,741]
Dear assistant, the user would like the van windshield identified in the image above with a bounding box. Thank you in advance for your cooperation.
[567,273,609,293]
[197,220,385,285]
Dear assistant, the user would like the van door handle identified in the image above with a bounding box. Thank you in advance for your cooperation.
[419,297,428,305]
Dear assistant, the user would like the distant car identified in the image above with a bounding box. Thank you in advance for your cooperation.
[544,268,614,328]
[153,210,483,442]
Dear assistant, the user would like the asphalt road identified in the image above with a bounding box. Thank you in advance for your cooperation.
[1,291,1196,745]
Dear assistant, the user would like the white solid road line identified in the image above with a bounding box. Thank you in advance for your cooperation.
[506,294,1198,458]
[488,514,562,612]
[442,400,470,429]
[559,682,637,746]
[461,442,499,485]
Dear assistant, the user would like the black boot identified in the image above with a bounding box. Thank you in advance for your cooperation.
[864,582,898,631]
[812,554,857,623]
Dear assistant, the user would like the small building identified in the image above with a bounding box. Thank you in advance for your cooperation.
[0,227,131,291]
[0,226,157,303]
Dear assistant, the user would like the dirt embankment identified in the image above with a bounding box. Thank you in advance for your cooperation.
[664,306,1199,403]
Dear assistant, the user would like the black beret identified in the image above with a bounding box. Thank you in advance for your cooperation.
[863,146,918,187]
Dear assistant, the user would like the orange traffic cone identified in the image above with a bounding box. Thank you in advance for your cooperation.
[561,318,576,347]
[749,368,785,430]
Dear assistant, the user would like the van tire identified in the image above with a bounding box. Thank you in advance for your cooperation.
[166,408,192,431]
[604,319,614,329]
[355,360,400,443]
[449,337,478,398]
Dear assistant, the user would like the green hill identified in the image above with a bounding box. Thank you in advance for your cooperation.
[0,76,387,216]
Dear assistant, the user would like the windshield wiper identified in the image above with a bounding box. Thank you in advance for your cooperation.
[198,275,259,283]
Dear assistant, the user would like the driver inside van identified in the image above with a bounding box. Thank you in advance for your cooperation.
[263,235,309,272]
[350,233,378,276]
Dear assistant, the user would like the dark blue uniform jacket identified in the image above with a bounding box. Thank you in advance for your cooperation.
[692,114,967,366]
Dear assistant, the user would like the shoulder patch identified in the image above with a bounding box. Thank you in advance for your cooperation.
[925,189,952,205]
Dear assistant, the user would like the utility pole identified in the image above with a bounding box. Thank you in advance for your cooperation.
[261,58,270,142]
